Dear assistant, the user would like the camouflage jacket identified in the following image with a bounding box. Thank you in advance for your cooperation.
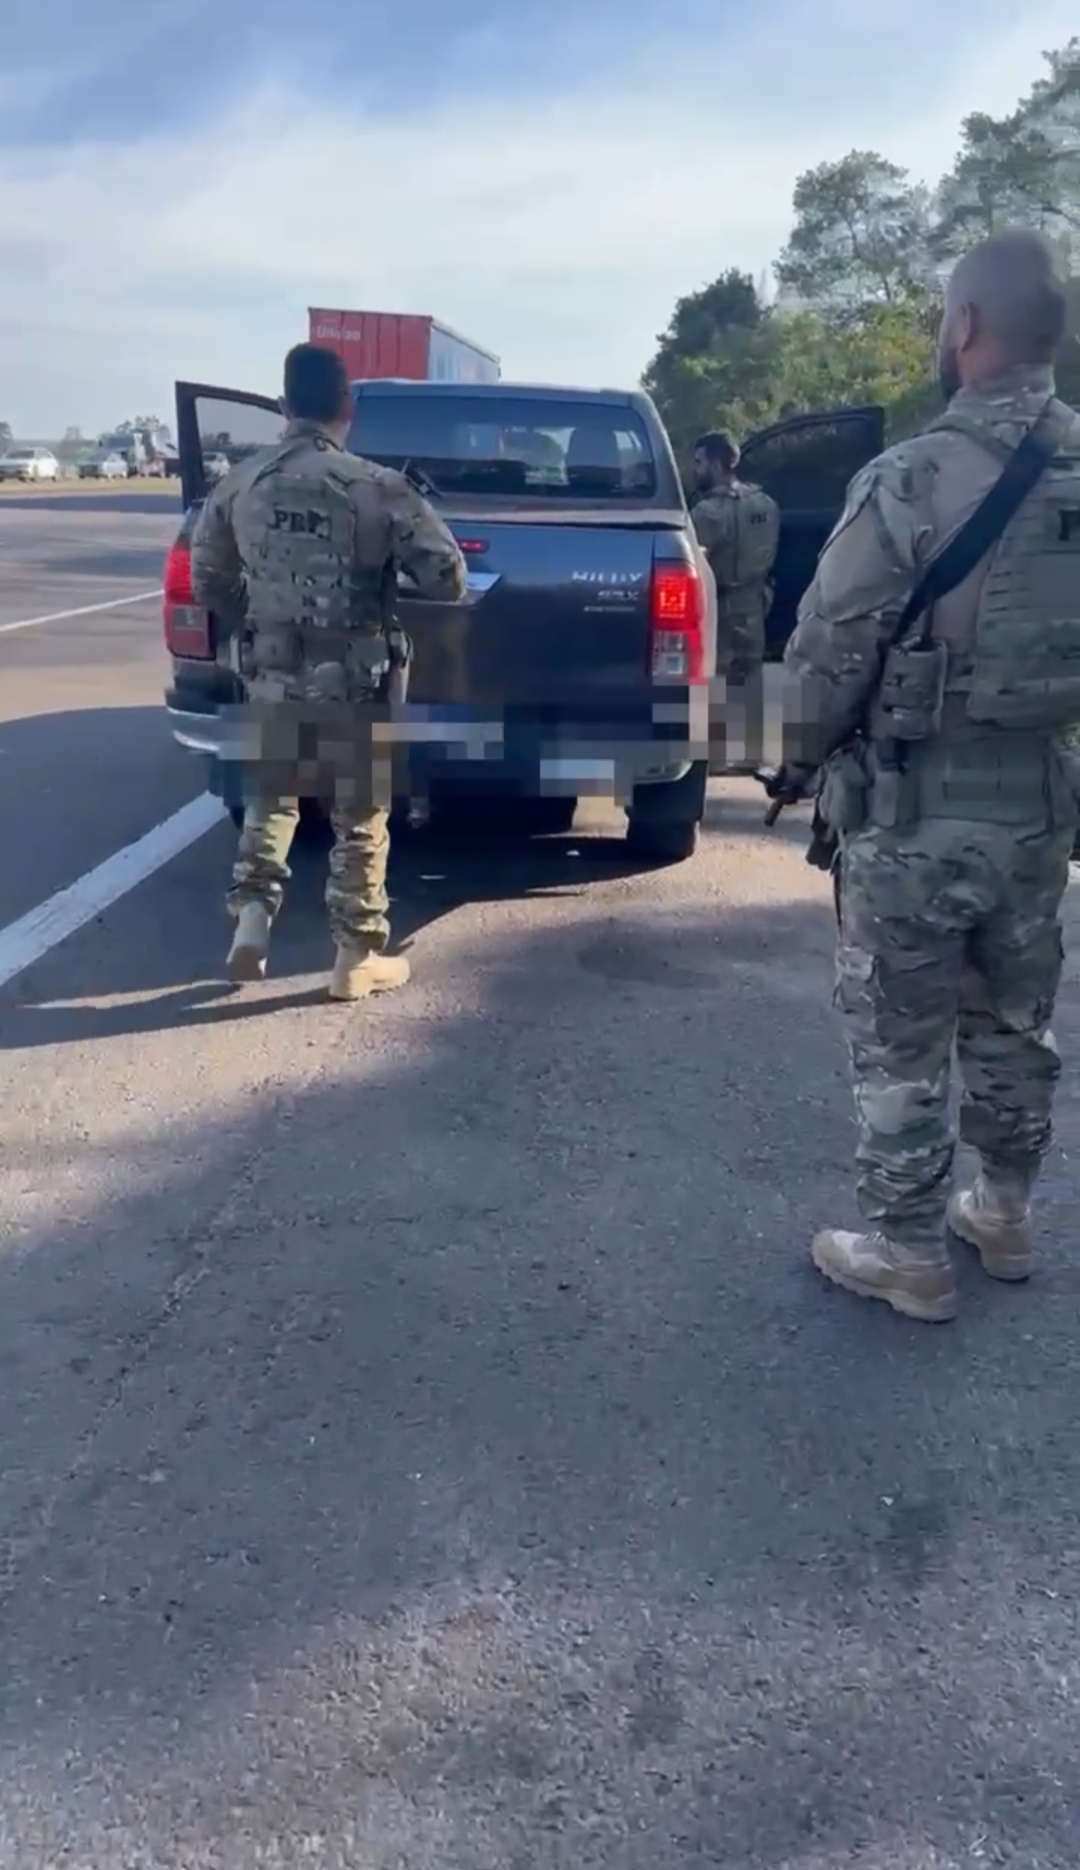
[781,365,1079,771]
[691,477,780,609]
[190,419,467,706]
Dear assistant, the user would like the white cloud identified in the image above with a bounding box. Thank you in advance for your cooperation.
[1,0,1075,434]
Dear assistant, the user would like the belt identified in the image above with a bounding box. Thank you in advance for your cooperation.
[869,734,1074,828]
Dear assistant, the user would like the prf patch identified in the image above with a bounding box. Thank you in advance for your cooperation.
[270,507,332,539]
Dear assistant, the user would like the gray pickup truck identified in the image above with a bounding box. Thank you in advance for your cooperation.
[162,377,883,860]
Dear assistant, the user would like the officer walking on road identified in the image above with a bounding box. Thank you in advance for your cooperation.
[768,230,1080,1323]
[190,343,467,1000]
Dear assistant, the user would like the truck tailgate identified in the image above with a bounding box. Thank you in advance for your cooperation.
[401,509,683,709]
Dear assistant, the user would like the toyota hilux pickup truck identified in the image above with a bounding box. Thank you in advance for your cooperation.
[162,378,884,860]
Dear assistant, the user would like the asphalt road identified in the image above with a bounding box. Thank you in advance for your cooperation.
[2,493,1080,1869]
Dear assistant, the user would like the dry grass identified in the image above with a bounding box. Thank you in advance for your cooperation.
[0,476,180,497]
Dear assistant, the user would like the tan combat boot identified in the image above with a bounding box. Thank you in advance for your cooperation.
[947,1176,1033,1283]
[327,947,411,1002]
[811,1228,959,1323]
[226,902,272,983]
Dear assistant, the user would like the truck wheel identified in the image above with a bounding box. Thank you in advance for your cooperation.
[522,796,577,836]
[625,815,700,864]
[625,761,706,864]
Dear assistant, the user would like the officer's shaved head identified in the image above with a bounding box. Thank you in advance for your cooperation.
[938,230,1068,399]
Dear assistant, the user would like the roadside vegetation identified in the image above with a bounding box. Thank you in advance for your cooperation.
[644,38,1079,459]
[0,476,177,496]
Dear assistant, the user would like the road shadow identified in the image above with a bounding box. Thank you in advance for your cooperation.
[0,794,683,1050]
[3,897,1080,1863]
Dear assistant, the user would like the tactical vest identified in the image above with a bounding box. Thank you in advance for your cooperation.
[707,483,780,594]
[731,483,780,590]
[241,435,383,636]
[869,399,1080,829]
[930,399,1080,732]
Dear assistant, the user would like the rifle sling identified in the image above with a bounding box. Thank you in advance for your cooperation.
[895,401,1059,637]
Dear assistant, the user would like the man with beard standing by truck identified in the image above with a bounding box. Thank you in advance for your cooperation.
[690,432,780,768]
[766,230,1080,1322]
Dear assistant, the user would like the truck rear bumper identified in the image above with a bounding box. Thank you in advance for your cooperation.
[166,698,701,797]
[167,705,224,757]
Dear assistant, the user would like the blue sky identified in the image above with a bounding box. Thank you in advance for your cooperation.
[1,0,1075,435]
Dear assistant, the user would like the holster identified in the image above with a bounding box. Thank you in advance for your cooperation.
[805,799,839,873]
[382,626,414,707]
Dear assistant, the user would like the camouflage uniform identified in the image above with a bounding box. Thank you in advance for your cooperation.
[692,477,780,768]
[691,477,780,679]
[784,365,1080,1320]
[191,419,466,966]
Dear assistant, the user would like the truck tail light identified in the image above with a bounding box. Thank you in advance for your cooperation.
[163,540,212,659]
[649,563,705,684]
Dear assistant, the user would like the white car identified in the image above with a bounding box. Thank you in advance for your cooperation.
[78,451,129,481]
[0,447,60,482]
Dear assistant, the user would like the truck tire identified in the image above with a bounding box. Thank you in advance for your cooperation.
[625,815,700,864]
[522,796,577,836]
[625,760,706,864]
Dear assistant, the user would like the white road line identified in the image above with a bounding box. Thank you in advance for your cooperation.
[0,589,164,638]
[0,792,228,991]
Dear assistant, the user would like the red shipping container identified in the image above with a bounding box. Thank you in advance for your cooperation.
[307,308,500,384]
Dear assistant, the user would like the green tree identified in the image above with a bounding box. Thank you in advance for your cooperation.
[933,40,1079,251]
[643,41,1078,460]
[643,270,762,401]
[0,420,12,449]
[1057,274,1080,405]
[774,303,937,417]
[776,152,934,314]
[642,270,785,457]
[1023,37,1080,151]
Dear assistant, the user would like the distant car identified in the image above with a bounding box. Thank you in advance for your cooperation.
[77,451,128,481]
[204,452,230,481]
[0,447,60,482]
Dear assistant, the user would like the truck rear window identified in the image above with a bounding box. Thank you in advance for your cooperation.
[347,394,657,501]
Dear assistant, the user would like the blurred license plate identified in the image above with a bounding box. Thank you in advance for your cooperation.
[539,757,615,788]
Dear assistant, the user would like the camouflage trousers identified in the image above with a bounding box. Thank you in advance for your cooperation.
[836,817,1073,1245]
[717,596,766,683]
[716,598,768,771]
[228,795,391,955]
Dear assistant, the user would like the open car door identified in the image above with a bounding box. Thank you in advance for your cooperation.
[175,381,287,511]
[737,406,885,658]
